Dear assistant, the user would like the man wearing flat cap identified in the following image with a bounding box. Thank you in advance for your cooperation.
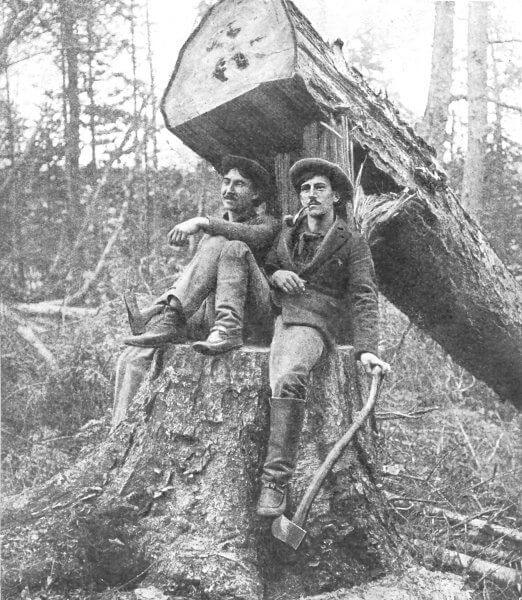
[257,157,389,517]
[111,155,279,428]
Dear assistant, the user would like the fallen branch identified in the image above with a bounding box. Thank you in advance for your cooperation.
[414,539,522,588]
[1,303,58,368]
[376,407,440,420]
[427,506,522,544]
[15,324,57,368]
[454,541,520,566]
[14,302,98,318]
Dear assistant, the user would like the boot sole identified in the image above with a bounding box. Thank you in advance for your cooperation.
[192,340,243,356]
[123,337,187,348]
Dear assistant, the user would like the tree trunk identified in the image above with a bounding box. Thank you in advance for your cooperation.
[145,1,159,173]
[2,346,402,599]
[420,1,455,160]
[86,10,97,169]
[489,39,505,192]
[145,1,159,246]
[161,0,522,407]
[59,0,81,235]
[4,66,26,290]
[461,0,488,215]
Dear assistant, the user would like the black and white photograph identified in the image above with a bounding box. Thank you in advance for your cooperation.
[1,1,521,599]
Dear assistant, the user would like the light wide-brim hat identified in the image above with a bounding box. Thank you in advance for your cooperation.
[289,158,353,204]
[220,155,271,205]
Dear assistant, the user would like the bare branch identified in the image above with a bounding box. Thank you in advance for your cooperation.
[1,303,57,368]
[489,38,522,44]
[4,49,49,68]
[0,119,43,198]
[375,407,440,420]
[64,201,129,306]
[451,94,522,113]
[14,323,57,368]
[494,100,522,114]
[0,0,43,64]
[53,95,150,278]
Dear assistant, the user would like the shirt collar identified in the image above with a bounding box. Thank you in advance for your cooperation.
[296,219,326,239]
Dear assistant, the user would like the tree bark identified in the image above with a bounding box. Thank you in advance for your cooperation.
[2,346,402,599]
[461,0,488,215]
[59,0,81,239]
[420,1,455,159]
[161,0,522,407]
[86,10,97,169]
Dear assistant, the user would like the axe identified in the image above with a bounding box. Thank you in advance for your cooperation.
[271,368,384,550]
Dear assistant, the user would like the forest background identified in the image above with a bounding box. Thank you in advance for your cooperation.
[1,1,521,598]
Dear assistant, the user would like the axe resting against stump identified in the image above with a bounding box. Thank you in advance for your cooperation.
[271,368,384,550]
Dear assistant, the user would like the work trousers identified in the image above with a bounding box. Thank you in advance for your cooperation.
[112,236,272,428]
[269,316,325,400]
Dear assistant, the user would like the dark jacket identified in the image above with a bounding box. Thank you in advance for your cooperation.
[265,216,379,355]
[204,211,280,264]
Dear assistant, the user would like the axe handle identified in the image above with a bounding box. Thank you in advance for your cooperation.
[292,370,383,527]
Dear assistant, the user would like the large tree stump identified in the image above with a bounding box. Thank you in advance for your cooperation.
[2,346,400,599]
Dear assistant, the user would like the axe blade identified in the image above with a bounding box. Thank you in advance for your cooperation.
[271,514,307,550]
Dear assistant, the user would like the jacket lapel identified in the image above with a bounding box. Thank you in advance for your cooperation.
[277,221,298,271]
[299,218,351,279]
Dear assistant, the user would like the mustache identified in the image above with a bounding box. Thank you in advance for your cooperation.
[223,193,237,199]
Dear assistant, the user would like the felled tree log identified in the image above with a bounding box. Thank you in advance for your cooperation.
[161,0,522,406]
[2,346,401,599]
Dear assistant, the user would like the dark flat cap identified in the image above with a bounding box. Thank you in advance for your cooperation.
[221,155,271,204]
[290,158,353,203]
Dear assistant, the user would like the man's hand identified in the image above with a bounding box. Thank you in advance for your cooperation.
[359,352,391,376]
[270,270,306,294]
[168,217,209,246]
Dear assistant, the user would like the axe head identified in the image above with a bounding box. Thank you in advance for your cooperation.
[271,514,307,550]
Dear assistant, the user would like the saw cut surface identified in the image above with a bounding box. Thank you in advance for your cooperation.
[163,0,294,127]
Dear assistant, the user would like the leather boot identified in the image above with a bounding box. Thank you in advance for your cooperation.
[123,297,187,347]
[256,397,306,518]
[192,325,243,355]
[123,290,163,335]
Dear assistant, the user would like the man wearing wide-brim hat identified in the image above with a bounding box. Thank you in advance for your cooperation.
[111,155,279,428]
[256,157,390,517]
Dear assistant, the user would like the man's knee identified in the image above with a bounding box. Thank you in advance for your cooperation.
[219,239,250,259]
[198,234,228,254]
